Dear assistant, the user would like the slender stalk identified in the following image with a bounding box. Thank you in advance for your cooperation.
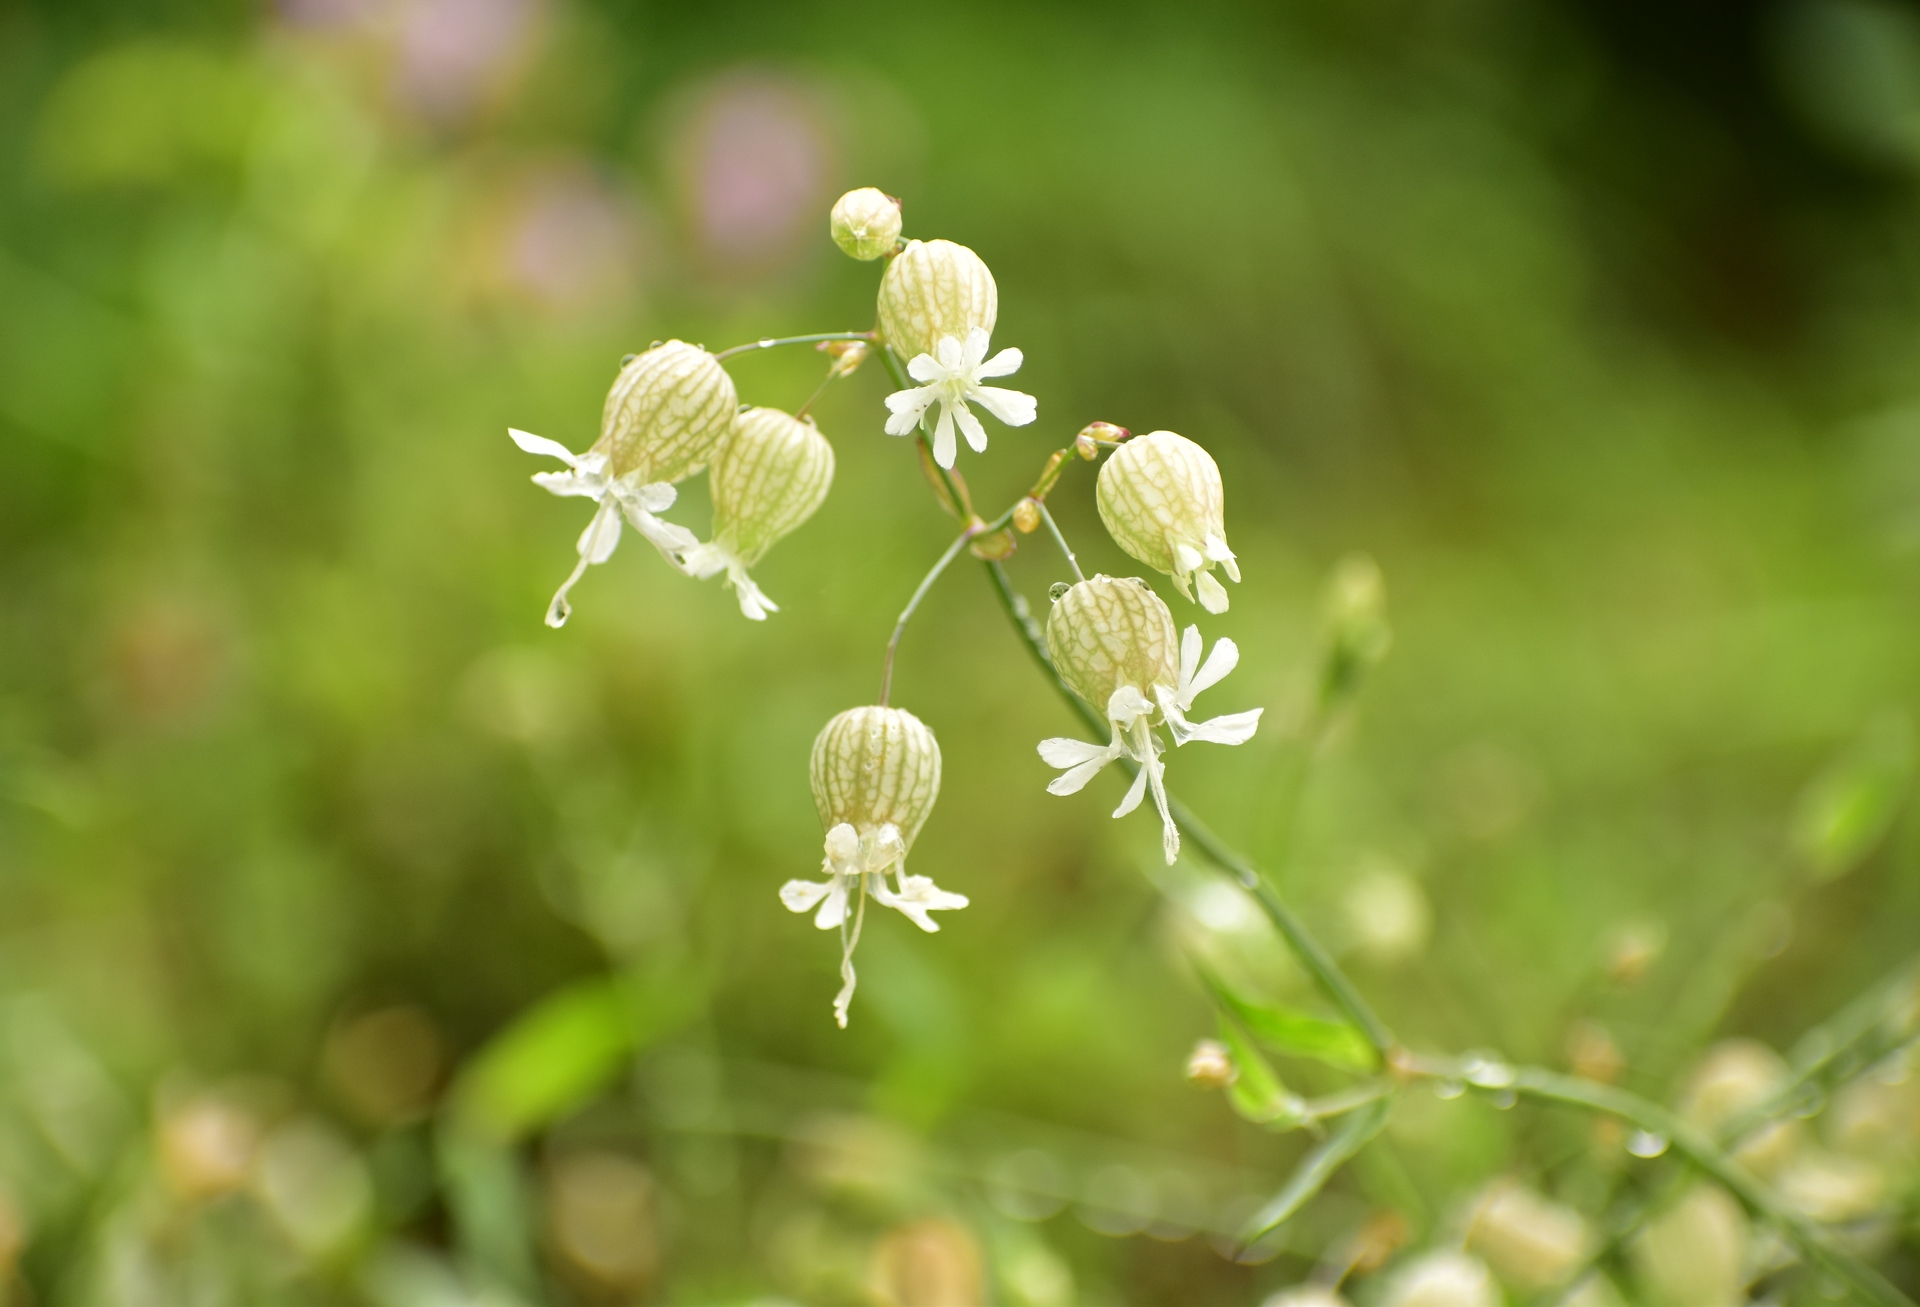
[795,369,836,420]
[1037,503,1085,581]
[714,331,873,362]
[880,528,979,706]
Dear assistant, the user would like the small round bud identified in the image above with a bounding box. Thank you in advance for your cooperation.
[1044,575,1179,713]
[1096,430,1239,612]
[830,187,902,261]
[596,341,738,484]
[968,527,1016,561]
[1075,433,1100,460]
[1777,1149,1883,1223]
[877,239,997,360]
[822,338,870,377]
[709,408,834,567]
[1078,421,1129,452]
[1605,917,1666,986]
[1378,1251,1499,1307]
[810,706,941,848]
[1463,1179,1590,1290]
[159,1094,260,1200]
[1678,1039,1801,1177]
[1012,498,1041,534]
[1630,1184,1746,1307]
[1184,1038,1237,1089]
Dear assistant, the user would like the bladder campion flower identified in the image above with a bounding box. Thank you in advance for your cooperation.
[511,341,737,627]
[1037,576,1262,863]
[876,238,996,359]
[883,326,1037,469]
[829,187,901,261]
[781,706,966,1027]
[678,407,834,621]
[1097,430,1240,613]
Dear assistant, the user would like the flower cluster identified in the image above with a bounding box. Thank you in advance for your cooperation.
[512,186,1260,1022]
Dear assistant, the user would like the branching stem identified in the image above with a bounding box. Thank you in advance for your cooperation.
[880,528,979,707]
[714,331,874,362]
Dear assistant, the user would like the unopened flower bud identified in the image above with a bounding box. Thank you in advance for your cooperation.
[789,706,961,1026]
[1379,1250,1499,1307]
[1096,430,1240,612]
[877,239,997,360]
[1463,1179,1590,1290]
[1777,1149,1883,1222]
[160,1094,260,1200]
[1079,421,1129,450]
[679,408,834,620]
[1324,553,1391,673]
[1184,1038,1237,1088]
[830,187,902,261]
[1045,576,1179,715]
[1075,432,1100,460]
[1630,1184,1746,1307]
[1012,498,1042,534]
[823,338,871,377]
[1678,1039,1801,1177]
[598,340,737,485]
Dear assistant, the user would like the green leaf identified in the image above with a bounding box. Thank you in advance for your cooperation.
[453,967,696,1140]
[1198,965,1377,1072]
[1218,1017,1306,1128]
[1238,1095,1392,1244]
[1792,712,1912,882]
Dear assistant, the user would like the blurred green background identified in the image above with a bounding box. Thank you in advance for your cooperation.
[4,0,1920,1302]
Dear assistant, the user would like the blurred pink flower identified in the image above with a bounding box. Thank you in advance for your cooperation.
[673,71,837,270]
[505,166,644,311]
[394,0,537,121]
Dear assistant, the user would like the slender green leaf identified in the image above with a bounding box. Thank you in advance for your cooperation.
[1198,965,1376,1072]
[1792,711,1912,882]
[1217,1016,1306,1128]
[1238,1095,1393,1244]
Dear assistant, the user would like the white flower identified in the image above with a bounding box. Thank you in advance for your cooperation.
[883,327,1036,469]
[510,428,700,628]
[1038,618,1262,864]
[779,821,967,1027]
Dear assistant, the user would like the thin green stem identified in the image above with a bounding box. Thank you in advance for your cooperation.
[881,527,983,706]
[714,331,873,362]
[1037,503,1085,581]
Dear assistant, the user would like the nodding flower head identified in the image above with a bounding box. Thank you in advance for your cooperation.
[780,706,966,1027]
[1038,576,1262,864]
[877,239,997,361]
[597,340,737,485]
[1096,430,1240,613]
[830,187,902,261]
[509,341,738,628]
[677,407,834,621]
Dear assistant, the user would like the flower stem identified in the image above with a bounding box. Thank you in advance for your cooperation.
[714,331,874,362]
[880,529,978,707]
[1037,503,1085,582]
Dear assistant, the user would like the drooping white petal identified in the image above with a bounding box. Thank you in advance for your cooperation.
[812,881,849,930]
[509,428,582,464]
[970,385,1037,427]
[954,403,990,454]
[1107,684,1155,729]
[1039,737,1114,768]
[1179,625,1203,690]
[729,565,778,621]
[1174,541,1207,575]
[635,481,677,514]
[931,403,958,469]
[1046,745,1123,795]
[621,503,701,559]
[780,878,834,913]
[1146,751,1179,864]
[1179,707,1263,746]
[1113,760,1151,817]
[1195,571,1230,613]
[531,470,604,499]
[1205,532,1241,582]
[875,873,969,932]
[577,498,623,563]
[1184,632,1239,704]
[975,345,1024,379]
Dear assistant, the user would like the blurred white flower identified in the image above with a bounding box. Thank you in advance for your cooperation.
[884,327,1036,469]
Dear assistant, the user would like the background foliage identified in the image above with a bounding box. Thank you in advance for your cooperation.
[3,0,1920,1302]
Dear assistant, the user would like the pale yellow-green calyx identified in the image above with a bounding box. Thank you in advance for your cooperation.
[1044,575,1180,714]
[829,187,901,261]
[1096,430,1240,612]
[710,408,835,566]
[594,340,737,484]
[1463,1179,1590,1292]
[809,706,942,848]
[876,239,997,361]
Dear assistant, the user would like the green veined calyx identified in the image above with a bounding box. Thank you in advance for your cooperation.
[677,407,834,621]
[876,239,997,360]
[1096,430,1240,613]
[829,187,902,261]
[780,706,965,1027]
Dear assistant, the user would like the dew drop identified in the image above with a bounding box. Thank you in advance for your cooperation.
[1487,1088,1518,1110]
[1626,1130,1669,1158]
[1432,1079,1465,1101]
[1464,1057,1515,1090]
[1048,582,1072,602]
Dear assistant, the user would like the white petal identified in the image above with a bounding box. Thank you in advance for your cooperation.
[1107,684,1154,729]
[636,481,677,513]
[1113,762,1150,817]
[1039,736,1114,768]
[531,471,603,499]
[510,428,581,464]
[824,824,861,867]
[780,878,833,913]
[935,334,966,370]
[1179,625,1203,692]
[886,384,937,416]
[954,403,990,454]
[876,873,969,932]
[1186,635,1239,703]
[932,403,957,469]
[577,498,623,562]
[813,882,849,930]
[1147,753,1180,864]
[1174,541,1206,574]
[975,346,1023,379]
[730,566,778,621]
[625,505,701,558]
[1046,751,1120,795]
[1196,571,1230,613]
[906,351,943,383]
[962,326,991,368]
[970,385,1037,427]
[1181,707,1263,746]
